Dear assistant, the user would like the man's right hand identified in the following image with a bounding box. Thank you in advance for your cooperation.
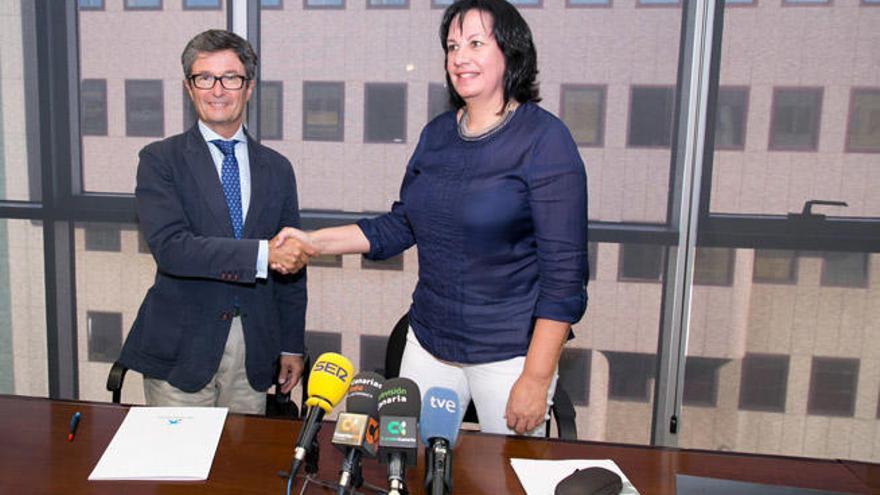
[268,228,317,275]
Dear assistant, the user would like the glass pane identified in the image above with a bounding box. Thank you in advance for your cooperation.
[0,219,47,397]
[682,248,879,461]
[75,222,155,403]
[709,3,880,218]
[78,3,226,193]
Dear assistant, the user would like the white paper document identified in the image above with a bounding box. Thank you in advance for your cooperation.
[88,407,228,481]
[510,458,640,495]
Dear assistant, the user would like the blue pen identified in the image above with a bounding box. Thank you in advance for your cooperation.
[68,412,81,442]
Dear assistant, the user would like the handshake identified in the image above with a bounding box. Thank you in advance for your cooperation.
[268,227,318,275]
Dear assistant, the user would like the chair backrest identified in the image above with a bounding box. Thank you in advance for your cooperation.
[381,312,578,439]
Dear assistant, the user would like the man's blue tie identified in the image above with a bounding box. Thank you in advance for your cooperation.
[211,139,243,239]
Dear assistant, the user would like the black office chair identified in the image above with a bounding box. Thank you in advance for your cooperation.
[383,313,578,440]
[106,354,311,419]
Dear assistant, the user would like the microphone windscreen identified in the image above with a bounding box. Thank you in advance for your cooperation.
[376,377,421,418]
[306,352,354,413]
[419,387,462,448]
[346,371,385,417]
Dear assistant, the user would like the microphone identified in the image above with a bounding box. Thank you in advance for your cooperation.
[331,371,384,495]
[284,352,353,488]
[419,387,462,495]
[377,377,421,495]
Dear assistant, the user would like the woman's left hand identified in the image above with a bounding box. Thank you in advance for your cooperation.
[505,372,551,434]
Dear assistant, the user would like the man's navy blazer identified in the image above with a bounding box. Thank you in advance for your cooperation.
[119,125,307,393]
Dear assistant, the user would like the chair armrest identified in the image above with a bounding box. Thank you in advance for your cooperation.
[550,386,578,440]
[106,361,129,404]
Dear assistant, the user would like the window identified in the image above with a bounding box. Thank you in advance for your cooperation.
[724,0,755,4]
[588,242,597,281]
[560,85,605,147]
[628,86,674,148]
[183,0,220,8]
[618,243,664,282]
[693,247,734,286]
[305,0,342,8]
[79,0,104,10]
[714,87,748,150]
[846,88,880,153]
[752,249,797,284]
[260,81,283,140]
[567,0,610,6]
[768,87,823,151]
[80,79,107,136]
[559,348,591,406]
[261,0,283,7]
[808,357,859,417]
[783,0,829,4]
[738,354,789,412]
[360,335,389,375]
[428,83,453,123]
[638,0,680,5]
[820,251,869,288]
[304,331,341,357]
[183,87,197,131]
[125,80,164,137]
[509,0,542,6]
[367,0,408,8]
[138,231,151,255]
[87,312,122,363]
[125,0,162,9]
[310,254,343,268]
[683,357,726,407]
[361,255,403,271]
[84,223,121,252]
[364,83,406,143]
[431,0,454,6]
[605,352,656,402]
[303,81,344,142]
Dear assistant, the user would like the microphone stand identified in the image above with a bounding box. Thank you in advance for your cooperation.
[336,449,364,495]
[424,440,452,495]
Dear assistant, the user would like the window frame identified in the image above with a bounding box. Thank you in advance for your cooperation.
[365,0,409,9]
[124,0,163,10]
[713,86,749,151]
[182,0,221,10]
[844,87,880,154]
[767,86,823,152]
[560,84,607,148]
[302,81,345,142]
[304,0,344,9]
[627,85,676,149]
[363,82,408,144]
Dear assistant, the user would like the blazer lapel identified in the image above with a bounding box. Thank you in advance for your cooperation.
[183,126,234,237]
[242,131,267,239]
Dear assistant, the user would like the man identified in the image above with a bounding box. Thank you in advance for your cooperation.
[118,30,314,414]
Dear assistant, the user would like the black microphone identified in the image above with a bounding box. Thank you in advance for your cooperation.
[419,387,462,495]
[331,371,384,495]
[377,377,421,495]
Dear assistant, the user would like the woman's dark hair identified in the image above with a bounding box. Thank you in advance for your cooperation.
[440,0,540,111]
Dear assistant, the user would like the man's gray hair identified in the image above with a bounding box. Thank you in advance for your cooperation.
[181,29,258,80]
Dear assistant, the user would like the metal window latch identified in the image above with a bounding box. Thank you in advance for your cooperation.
[787,200,848,222]
[670,415,678,434]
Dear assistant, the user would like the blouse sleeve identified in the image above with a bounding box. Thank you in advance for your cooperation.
[526,122,589,324]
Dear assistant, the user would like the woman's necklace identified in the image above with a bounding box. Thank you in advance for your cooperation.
[458,102,518,141]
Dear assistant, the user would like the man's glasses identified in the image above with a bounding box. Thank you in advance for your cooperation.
[188,73,250,90]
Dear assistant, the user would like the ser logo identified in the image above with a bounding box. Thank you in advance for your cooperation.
[313,360,349,382]
[386,420,408,436]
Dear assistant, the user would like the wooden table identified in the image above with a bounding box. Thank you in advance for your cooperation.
[0,395,874,494]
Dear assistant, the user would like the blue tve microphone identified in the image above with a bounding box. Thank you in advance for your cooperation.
[419,387,462,495]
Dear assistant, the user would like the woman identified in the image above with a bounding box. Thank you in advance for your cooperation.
[278,0,587,436]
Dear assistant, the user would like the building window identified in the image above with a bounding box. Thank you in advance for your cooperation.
[738,354,789,412]
[364,83,407,144]
[367,0,408,8]
[432,0,454,6]
[588,242,597,281]
[304,331,342,357]
[428,83,453,123]
[768,87,823,151]
[138,231,151,255]
[87,312,122,363]
[360,335,389,376]
[714,87,748,150]
[605,352,656,402]
[305,0,342,8]
[820,251,869,288]
[846,88,880,153]
[183,87,197,131]
[628,86,674,148]
[80,79,108,136]
[808,357,859,417]
[361,255,403,271]
[638,0,680,5]
[567,0,611,6]
[752,249,797,284]
[724,0,755,5]
[183,0,220,8]
[310,254,343,268]
[693,247,735,286]
[560,85,605,147]
[125,80,164,137]
[125,0,162,9]
[79,0,104,10]
[783,0,829,5]
[260,81,283,141]
[618,243,664,282]
[683,357,727,407]
[85,223,121,252]
[559,348,591,406]
[262,0,283,8]
[303,81,344,142]
[509,0,542,6]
